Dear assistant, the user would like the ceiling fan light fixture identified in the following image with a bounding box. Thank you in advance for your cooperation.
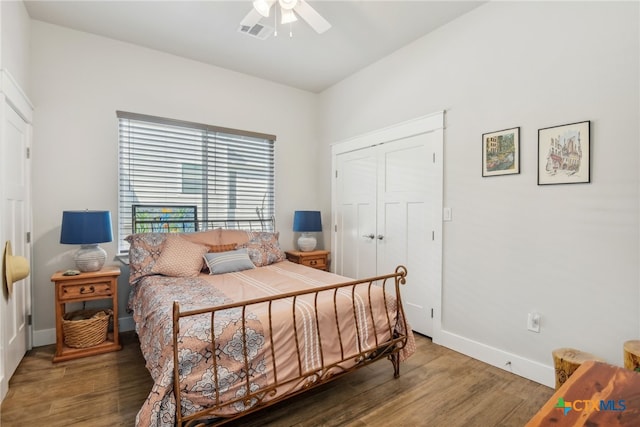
[279,0,298,11]
[253,0,273,17]
[242,0,330,36]
[281,9,297,24]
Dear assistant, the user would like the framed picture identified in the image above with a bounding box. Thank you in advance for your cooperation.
[482,127,520,177]
[538,120,590,185]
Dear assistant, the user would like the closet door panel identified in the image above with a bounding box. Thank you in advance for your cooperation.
[335,150,377,279]
[404,201,431,334]
[377,135,432,335]
[377,201,404,275]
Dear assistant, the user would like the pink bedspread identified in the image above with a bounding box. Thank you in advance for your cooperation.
[130,261,414,426]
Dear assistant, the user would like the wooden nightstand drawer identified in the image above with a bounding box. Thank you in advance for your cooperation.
[285,250,330,271]
[59,281,113,301]
[300,256,327,270]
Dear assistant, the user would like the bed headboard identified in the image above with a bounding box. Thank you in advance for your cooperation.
[132,204,275,233]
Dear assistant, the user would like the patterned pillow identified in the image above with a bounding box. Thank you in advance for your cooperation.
[204,248,256,275]
[151,235,209,277]
[126,233,168,284]
[239,232,285,267]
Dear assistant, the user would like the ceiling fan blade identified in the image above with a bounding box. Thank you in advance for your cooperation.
[293,0,331,34]
[240,8,263,28]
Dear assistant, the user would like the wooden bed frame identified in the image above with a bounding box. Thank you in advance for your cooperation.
[171,265,410,427]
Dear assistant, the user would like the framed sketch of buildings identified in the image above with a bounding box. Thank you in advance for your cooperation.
[482,127,520,177]
[538,121,590,185]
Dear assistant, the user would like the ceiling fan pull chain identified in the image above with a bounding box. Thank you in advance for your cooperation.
[289,22,293,38]
[274,6,278,36]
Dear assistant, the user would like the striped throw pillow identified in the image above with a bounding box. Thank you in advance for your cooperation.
[203,248,256,275]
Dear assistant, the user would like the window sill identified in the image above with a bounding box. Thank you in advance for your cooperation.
[115,254,129,265]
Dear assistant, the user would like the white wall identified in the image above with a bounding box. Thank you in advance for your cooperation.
[29,21,321,342]
[320,1,639,386]
[1,0,30,93]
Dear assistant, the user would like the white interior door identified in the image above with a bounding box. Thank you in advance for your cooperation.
[334,149,377,279]
[1,100,31,400]
[376,134,434,336]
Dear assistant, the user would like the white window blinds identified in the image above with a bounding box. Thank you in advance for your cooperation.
[117,111,275,251]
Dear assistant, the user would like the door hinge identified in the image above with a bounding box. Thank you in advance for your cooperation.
[334,224,337,232]
[26,231,31,243]
[432,230,435,241]
[27,314,32,325]
[431,308,434,318]
[26,147,31,159]
[433,152,435,163]
[335,170,338,178]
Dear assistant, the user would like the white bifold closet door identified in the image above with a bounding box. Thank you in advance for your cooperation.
[333,116,443,338]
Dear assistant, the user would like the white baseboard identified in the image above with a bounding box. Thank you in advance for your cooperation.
[32,315,136,347]
[437,330,555,388]
[33,328,56,347]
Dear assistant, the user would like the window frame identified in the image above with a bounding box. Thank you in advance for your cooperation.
[117,111,276,252]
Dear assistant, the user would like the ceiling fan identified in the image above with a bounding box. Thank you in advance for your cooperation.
[240,0,331,35]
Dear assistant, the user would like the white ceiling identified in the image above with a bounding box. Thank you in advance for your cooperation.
[24,0,484,93]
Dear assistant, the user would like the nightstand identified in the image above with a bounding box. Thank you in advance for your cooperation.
[285,250,330,271]
[51,266,122,362]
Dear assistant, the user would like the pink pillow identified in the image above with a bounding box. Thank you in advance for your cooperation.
[218,229,251,246]
[151,235,208,277]
[182,229,221,246]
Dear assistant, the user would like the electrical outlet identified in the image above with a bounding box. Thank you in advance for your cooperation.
[527,312,541,333]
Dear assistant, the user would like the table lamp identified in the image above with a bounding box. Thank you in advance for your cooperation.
[293,210,322,252]
[60,210,113,272]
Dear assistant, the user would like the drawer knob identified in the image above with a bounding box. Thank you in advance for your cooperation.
[310,260,317,265]
[79,285,95,294]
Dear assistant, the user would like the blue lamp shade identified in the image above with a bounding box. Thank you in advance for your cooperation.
[293,211,322,252]
[292,211,322,232]
[60,210,113,272]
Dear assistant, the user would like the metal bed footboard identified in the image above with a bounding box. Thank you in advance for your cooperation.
[172,265,409,427]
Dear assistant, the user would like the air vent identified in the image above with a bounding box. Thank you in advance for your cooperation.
[238,23,273,40]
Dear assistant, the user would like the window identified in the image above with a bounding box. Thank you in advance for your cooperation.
[117,111,275,251]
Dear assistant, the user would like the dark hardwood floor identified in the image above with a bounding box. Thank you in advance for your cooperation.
[0,332,553,426]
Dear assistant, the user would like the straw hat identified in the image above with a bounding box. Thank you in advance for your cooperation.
[3,241,30,296]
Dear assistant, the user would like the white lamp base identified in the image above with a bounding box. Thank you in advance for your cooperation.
[297,233,317,252]
[74,244,107,272]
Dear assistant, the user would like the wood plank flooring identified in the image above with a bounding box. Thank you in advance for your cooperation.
[1,332,553,426]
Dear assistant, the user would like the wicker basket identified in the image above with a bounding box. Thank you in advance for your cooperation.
[62,309,111,348]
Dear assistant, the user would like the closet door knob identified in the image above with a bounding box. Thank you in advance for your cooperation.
[377,235,384,240]
[362,234,375,240]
